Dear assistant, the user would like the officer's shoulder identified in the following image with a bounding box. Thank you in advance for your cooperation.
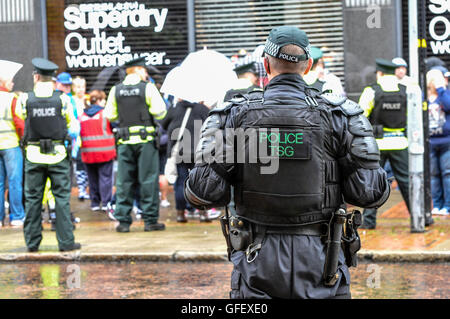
[209,94,248,115]
[320,93,363,116]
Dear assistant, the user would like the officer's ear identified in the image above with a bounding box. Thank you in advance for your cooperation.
[302,58,313,76]
[263,57,271,75]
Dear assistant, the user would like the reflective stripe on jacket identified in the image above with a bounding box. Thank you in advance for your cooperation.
[0,91,19,149]
[80,109,116,163]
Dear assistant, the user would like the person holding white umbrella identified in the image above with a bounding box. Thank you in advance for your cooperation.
[0,60,26,227]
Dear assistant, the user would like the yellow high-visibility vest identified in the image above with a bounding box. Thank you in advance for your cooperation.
[0,91,19,150]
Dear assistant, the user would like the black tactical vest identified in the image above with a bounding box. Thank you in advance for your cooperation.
[233,91,342,226]
[115,81,153,128]
[369,83,407,129]
[25,91,66,142]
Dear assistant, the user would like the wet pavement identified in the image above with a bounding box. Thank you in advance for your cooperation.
[0,187,449,299]
[0,187,448,258]
[0,261,448,299]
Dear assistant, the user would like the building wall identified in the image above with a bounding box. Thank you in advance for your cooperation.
[46,0,66,73]
[343,0,400,102]
[0,0,45,91]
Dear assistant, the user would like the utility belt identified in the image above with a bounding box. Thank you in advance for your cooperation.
[113,126,160,149]
[220,208,362,286]
[25,139,65,155]
[372,125,406,139]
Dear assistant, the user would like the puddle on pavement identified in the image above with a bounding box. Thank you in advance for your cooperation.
[0,261,448,299]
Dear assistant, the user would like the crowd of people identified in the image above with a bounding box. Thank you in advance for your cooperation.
[0,44,448,247]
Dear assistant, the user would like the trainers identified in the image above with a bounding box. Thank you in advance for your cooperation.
[105,204,117,221]
[59,242,81,252]
[144,222,166,231]
[116,223,130,233]
[438,208,449,216]
[431,207,441,215]
[176,210,188,223]
[207,208,222,220]
[199,211,212,223]
[160,199,170,208]
[91,206,101,212]
[186,209,200,219]
[10,219,24,227]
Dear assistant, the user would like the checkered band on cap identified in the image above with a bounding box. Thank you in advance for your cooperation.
[264,39,281,57]
[303,44,311,58]
[264,39,311,60]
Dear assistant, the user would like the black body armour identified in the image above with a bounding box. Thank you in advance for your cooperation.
[25,91,66,142]
[369,83,407,129]
[233,91,342,226]
[115,81,153,128]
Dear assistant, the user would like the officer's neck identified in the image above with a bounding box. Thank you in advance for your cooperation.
[268,71,303,82]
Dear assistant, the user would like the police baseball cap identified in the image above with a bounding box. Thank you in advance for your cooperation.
[431,65,450,78]
[262,26,311,63]
[123,56,147,68]
[310,46,323,65]
[56,72,73,84]
[392,57,408,68]
[32,58,58,76]
[375,58,398,74]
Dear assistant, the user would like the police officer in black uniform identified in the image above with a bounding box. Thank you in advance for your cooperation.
[184,26,390,298]
[359,59,434,228]
[16,58,81,252]
[105,57,167,232]
[224,61,262,101]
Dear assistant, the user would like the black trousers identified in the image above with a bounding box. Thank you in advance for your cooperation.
[362,148,410,228]
[229,234,351,299]
[23,158,75,250]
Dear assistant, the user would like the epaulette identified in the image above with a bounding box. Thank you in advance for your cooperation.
[320,92,347,106]
[338,99,364,116]
[321,93,363,116]
[209,100,237,115]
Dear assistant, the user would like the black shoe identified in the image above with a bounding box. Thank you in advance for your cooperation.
[144,222,166,232]
[27,247,39,252]
[425,217,434,227]
[59,243,81,252]
[116,223,130,233]
[359,224,376,230]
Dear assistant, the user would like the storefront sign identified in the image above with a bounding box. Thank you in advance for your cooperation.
[63,1,172,68]
[428,0,450,54]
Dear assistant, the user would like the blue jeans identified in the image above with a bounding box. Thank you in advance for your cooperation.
[0,147,25,221]
[175,163,194,211]
[430,143,450,210]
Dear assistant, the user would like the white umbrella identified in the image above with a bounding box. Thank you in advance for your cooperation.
[161,49,237,106]
[159,66,190,102]
[0,59,23,80]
